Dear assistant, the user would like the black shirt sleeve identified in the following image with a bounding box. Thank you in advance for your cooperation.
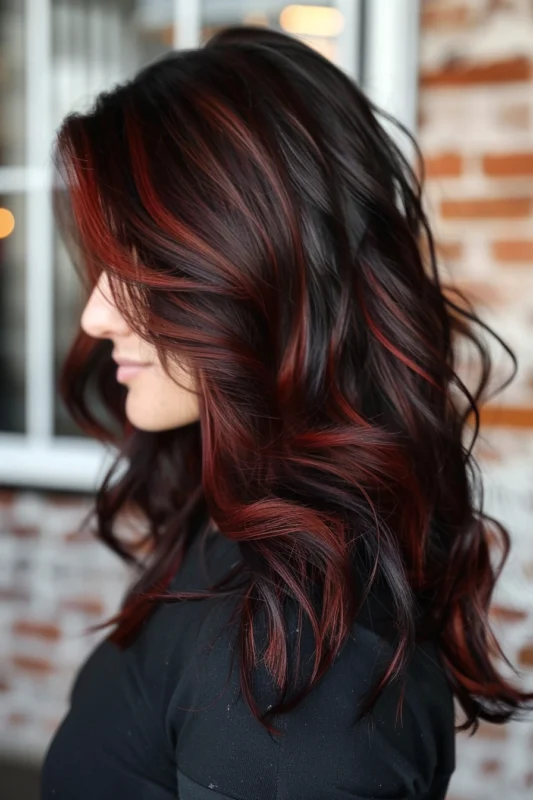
[167,598,455,800]
[40,528,455,800]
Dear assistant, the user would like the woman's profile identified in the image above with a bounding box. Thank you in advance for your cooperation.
[41,25,532,800]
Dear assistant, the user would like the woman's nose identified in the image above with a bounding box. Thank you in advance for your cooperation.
[80,271,130,340]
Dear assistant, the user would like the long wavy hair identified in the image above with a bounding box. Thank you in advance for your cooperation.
[53,25,533,737]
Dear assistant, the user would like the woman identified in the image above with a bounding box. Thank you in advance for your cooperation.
[41,25,532,800]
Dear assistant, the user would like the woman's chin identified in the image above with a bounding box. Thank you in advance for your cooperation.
[125,394,199,432]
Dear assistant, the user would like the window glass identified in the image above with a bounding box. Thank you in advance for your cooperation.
[53,0,171,436]
[0,2,26,431]
[0,0,25,166]
[0,193,25,432]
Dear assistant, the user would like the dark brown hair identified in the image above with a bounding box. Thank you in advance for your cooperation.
[53,25,533,736]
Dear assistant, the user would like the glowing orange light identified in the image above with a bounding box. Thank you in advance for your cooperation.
[0,207,15,239]
[279,5,345,38]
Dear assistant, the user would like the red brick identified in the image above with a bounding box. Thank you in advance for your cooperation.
[0,586,30,601]
[421,56,533,87]
[473,442,504,462]
[481,759,502,775]
[61,596,105,616]
[64,528,92,543]
[523,562,533,579]
[483,152,533,177]
[436,241,463,261]
[444,280,506,307]
[477,406,533,429]
[465,395,531,432]
[12,655,55,674]
[441,197,532,219]
[497,104,530,130]
[517,643,533,667]
[10,523,40,538]
[476,721,508,740]
[421,4,470,29]
[490,605,528,623]
[492,240,533,262]
[13,619,61,641]
[425,152,463,178]
[42,716,64,734]
[474,437,507,463]
[0,489,15,507]
[8,712,30,726]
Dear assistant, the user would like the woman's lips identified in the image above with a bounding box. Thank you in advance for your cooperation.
[115,364,151,383]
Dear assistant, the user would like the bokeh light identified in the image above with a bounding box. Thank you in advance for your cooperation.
[0,208,15,239]
[279,4,345,38]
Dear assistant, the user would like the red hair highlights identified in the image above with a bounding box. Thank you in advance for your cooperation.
[53,26,533,736]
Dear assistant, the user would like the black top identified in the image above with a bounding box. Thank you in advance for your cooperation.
[40,519,455,799]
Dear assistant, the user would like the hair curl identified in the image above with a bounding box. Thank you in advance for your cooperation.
[53,25,533,737]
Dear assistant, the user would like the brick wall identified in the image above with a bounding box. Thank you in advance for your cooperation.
[1,2,533,797]
[0,490,130,762]
[418,1,533,796]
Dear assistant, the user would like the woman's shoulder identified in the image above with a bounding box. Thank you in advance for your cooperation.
[161,586,456,800]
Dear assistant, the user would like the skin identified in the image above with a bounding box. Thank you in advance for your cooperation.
[80,271,201,431]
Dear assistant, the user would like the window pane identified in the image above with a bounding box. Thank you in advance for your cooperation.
[0,0,25,166]
[50,0,171,133]
[53,0,172,436]
[0,193,25,431]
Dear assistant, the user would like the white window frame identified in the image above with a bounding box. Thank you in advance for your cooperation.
[0,0,420,491]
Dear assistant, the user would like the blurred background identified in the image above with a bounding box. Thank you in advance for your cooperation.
[0,1,532,798]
